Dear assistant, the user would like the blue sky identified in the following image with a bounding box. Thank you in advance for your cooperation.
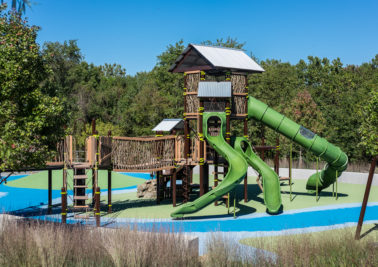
[23,0,378,75]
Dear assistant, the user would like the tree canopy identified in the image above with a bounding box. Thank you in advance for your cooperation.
[0,6,65,171]
[1,8,377,170]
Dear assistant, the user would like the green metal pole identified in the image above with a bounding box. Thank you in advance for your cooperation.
[336,170,338,200]
[316,157,319,202]
[332,183,335,197]
[289,143,292,201]
[233,191,236,219]
[227,193,230,214]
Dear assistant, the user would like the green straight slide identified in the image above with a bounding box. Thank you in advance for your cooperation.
[171,112,248,218]
[247,96,348,191]
[234,137,282,213]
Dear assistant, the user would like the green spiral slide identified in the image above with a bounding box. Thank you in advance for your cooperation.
[233,137,282,213]
[170,112,248,218]
[170,96,348,218]
[247,96,348,192]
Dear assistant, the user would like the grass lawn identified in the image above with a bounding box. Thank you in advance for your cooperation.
[239,223,378,251]
[5,170,146,190]
[238,224,378,266]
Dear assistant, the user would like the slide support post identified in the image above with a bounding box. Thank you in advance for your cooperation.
[233,190,236,219]
[289,143,293,201]
[48,169,52,214]
[95,187,100,227]
[61,187,67,224]
[108,169,112,213]
[336,170,338,200]
[227,193,230,214]
[316,157,319,202]
[355,156,377,240]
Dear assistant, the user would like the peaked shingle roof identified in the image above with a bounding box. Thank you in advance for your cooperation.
[152,119,184,132]
[198,82,231,98]
[169,44,265,73]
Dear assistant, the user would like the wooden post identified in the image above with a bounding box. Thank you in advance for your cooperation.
[92,168,95,205]
[199,100,205,196]
[156,171,161,204]
[204,163,209,193]
[225,101,231,144]
[172,169,177,207]
[48,169,52,214]
[214,153,218,206]
[184,73,189,161]
[91,118,96,135]
[224,101,231,176]
[243,75,249,202]
[355,156,377,240]
[108,169,112,213]
[95,187,100,227]
[69,135,73,164]
[63,165,67,190]
[61,187,67,224]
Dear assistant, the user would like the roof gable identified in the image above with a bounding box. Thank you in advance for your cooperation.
[169,44,264,73]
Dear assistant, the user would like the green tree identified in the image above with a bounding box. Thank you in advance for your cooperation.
[151,40,185,118]
[283,89,326,163]
[42,40,82,97]
[0,6,65,171]
[247,59,300,149]
[358,89,378,157]
[201,37,245,50]
[1,0,31,14]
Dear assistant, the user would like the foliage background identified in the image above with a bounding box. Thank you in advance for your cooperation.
[0,4,377,170]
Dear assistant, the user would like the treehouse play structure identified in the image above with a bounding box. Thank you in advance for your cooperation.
[43,44,348,222]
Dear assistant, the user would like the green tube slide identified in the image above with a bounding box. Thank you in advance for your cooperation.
[234,137,282,213]
[247,96,348,192]
[170,112,248,218]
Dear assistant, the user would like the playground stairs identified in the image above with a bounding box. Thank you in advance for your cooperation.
[182,165,194,203]
[212,163,229,207]
[158,165,191,203]
[73,164,90,209]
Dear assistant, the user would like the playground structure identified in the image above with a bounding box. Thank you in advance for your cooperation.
[1,44,352,224]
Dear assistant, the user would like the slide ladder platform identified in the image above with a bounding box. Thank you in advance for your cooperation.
[73,165,90,209]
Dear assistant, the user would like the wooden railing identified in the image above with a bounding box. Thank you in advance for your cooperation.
[47,134,207,171]
[112,136,176,172]
[46,136,74,166]
[174,134,204,164]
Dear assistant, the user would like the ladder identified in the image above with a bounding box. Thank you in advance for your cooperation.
[73,164,90,209]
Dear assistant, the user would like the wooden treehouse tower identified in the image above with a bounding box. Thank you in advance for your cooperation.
[168,44,265,205]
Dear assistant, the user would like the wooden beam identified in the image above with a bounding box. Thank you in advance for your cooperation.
[244,75,248,203]
[112,135,176,141]
[108,169,112,213]
[61,187,67,224]
[199,100,205,196]
[355,156,377,240]
[172,169,177,207]
[184,70,201,74]
[95,187,100,227]
[113,166,176,173]
[214,154,219,206]
[233,92,248,96]
[48,169,52,214]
